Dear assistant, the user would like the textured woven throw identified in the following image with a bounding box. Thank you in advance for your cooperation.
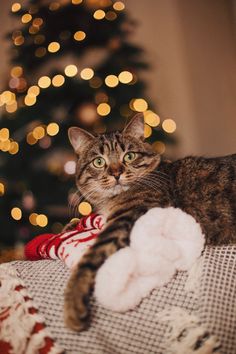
[6,245,236,354]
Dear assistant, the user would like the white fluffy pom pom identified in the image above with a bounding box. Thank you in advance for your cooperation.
[94,207,205,312]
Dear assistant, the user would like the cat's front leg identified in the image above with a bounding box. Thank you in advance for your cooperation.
[64,217,133,331]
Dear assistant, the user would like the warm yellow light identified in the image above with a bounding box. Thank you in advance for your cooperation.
[9,141,19,155]
[21,14,32,23]
[38,76,51,88]
[72,0,83,4]
[93,9,105,20]
[1,140,11,152]
[162,119,176,133]
[52,74,65,87]
[35,47,47,57]
[78,201,92,216]
[33,126,45,140]
[0,128,10,141]
[28,86,40,97]
[97,103,111,116]
[6,101,17,113]
[26,132,38,145]
[144,124,152,138]
[47,123,59,136]
[105,75,119,87]
[118,71,133,84]
[144,110,160,127]
[1,91,15,104]
[74,31,86,41]
[132,98,148,112]
[10,66,23,78]
[11,207,22,220]
[24,95,37,106]
[0,182,5,196]
[152,141,166,154]
[80,68,94,80]
[64,64,78,77]
[113,1,125,11]
[29,213,38,226]
[36,214,48,227]
[12,2,21,12]
[48,41,60,53]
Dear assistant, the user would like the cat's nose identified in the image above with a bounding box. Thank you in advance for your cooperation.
[108,164,124,180]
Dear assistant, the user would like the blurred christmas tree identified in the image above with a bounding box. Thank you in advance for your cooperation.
[0,0,176,248]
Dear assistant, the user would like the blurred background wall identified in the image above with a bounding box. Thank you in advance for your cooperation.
[1,0,236,157]
[126,0,236,157]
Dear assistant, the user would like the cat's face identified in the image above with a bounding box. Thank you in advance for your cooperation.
[68,114,160,207]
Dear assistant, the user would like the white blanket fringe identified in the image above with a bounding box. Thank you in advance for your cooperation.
[0,264,63,354]
[158,307,221,354]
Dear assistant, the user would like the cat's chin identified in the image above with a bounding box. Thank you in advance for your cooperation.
[110,184,130,196]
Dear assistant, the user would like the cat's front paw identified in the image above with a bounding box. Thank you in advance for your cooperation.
[64,266,93,331]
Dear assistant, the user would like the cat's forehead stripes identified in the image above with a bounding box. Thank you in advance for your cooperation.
[97,132,125,156]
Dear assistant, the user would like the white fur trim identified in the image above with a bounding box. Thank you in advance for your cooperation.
[95,207,205,312]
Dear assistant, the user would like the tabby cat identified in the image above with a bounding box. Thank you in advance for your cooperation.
[64,113,236,331]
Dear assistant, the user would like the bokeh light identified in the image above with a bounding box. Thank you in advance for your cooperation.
[113,1,125,11]
[93,10,105,20]
[144,110,160,127]
[24,95,37,106]
[80,68,94,80]
[78,201,92,215]
[36,214,48,227]
[47,123,60,136]
[144,124,152,138]
[38,76,51,88]
[105,74,119,87]
[33,126,45,139]
[0,128,10,141]
[48,42,60,53]
[64,161,76,174]
[64,64,78,77]
[162,119,177,133]
[97,103,111,116]
[11,207,22,220]
[21,14,32,23]
[132,98,148,112]
[118,71,133,84]
[52,74,65,87]
[74,31,86,41]
[29,213,38,226]
[12,3,21,12]
[0,183,5,196]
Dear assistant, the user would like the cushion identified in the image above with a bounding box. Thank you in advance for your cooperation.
[2,245,235,354]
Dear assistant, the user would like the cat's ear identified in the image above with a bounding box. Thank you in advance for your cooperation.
[68,127,95,153]
[123,113,144,140]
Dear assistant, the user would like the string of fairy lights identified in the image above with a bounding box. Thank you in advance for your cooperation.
[0,0,177,232]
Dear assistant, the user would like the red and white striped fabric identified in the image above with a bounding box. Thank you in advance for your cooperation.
[0,264,63,354]
[25,214,105,268]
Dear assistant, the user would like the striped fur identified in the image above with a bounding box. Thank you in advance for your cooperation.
[64,113,236,331]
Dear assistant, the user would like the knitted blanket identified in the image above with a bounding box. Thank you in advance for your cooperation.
[1,245,236,354]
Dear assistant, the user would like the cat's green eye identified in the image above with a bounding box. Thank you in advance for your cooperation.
[92,157,106,168]
[123,152,137,163]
